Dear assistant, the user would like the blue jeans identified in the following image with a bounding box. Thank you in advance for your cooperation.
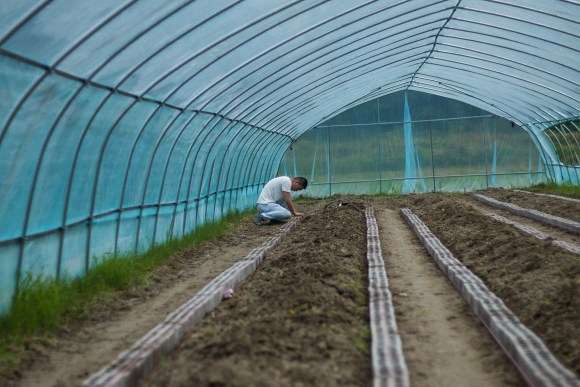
[257,200,291,222]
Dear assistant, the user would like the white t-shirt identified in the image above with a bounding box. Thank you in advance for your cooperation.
[257,176,292,204]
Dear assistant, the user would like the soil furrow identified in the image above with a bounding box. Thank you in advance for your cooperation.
[377,207,523,387]
[401,194,580,377]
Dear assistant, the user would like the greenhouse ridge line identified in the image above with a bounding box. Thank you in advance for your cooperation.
[316,114,494,127]
[406,0,462,91]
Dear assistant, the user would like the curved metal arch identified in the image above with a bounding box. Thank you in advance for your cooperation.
[435,41,580,88]
[189,21,443,117]
[89,1,243,89]
[199,3,453,125]
[0,0,53,46]
[225,130,267,212]
[4,0,200,277]
[436,33,580,75]
[178,1,452,112]
[247,52,426,128]
[173,117,238,237]
[481,0,579,24]
[428,52,580,104]
[217,125,266,215]
[2,1,147,285]
[424,59,580,113]
[140,0,331,101]
[193,120,254,228]
[427,64,576,120]
[309,81,412,128]
[85,97,157,264]
[552,122,580,183]
[407,0,461,90]
[213,25,438,125]
[449,16,580,54]
[412,74,538,124]
[174,117,235,237]
[544,127,572,181]
[281,84,409,135]
[133,108,192,252]
[253,55,426,129]
[150,112,218,245]
[264,39,576,130]
[112,103,168,255]
[224,132,287,219]
[458,4,580,39]
[232,131,288,210]
[408,78,556,180]
[208,123,252,220]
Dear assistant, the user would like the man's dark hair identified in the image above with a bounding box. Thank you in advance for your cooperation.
[294,176,308,190]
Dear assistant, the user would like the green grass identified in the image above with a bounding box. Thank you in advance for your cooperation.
[527,182,580,198]
[0,210,251,373]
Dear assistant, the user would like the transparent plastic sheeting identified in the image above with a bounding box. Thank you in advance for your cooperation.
[279,91,547,196]
[0,1,578,312]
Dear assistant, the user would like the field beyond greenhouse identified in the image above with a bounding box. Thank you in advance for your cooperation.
[2,189,580,387]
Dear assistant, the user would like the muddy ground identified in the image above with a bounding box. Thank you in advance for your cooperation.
[381,193,580,376]
[143,200,371,387]
[482,188,580,223]
[3,203,323,387]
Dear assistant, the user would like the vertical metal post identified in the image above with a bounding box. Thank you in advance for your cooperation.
[428,121,436,192]
[483,120,489,189]
[326,126,332,196]
[378,139,382,194]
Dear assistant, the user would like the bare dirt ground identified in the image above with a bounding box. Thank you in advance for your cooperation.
[382,193,580,377]
[482,188,580,222]
[377,207,523,387]
[5,203,322,387]
[462,196,580,248]
[142,200,371,387]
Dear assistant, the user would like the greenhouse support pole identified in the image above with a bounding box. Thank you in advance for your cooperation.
[483,122,489,189]
[378,140,383,194]
[428,122,436,192]
[326,126,332,196]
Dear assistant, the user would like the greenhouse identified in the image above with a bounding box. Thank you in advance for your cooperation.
[0,1,579,386]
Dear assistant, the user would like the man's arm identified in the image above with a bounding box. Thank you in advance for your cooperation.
[282,191,303,217]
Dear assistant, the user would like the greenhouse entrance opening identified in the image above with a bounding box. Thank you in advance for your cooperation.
[279,91,547,196]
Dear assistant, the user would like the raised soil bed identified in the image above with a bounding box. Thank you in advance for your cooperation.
[398,194,580,377]
[142,200,372,387]
[483,189,580,223]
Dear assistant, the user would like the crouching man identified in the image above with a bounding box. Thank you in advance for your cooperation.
[255,176,308,225]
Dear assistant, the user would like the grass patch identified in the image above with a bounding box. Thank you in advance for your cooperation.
[0,210,251,375]
[527,182,580,198]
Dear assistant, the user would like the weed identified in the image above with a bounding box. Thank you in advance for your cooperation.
[0,210,251,375]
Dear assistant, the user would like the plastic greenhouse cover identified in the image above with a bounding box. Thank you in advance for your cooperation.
[0,0,578,313]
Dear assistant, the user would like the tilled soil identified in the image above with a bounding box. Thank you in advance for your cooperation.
[143,200,371,387]
[393,194,580,376]
[378,208,523,387]
[462,196,580,248]
[4,205,322,387]
[482,188,580,222]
